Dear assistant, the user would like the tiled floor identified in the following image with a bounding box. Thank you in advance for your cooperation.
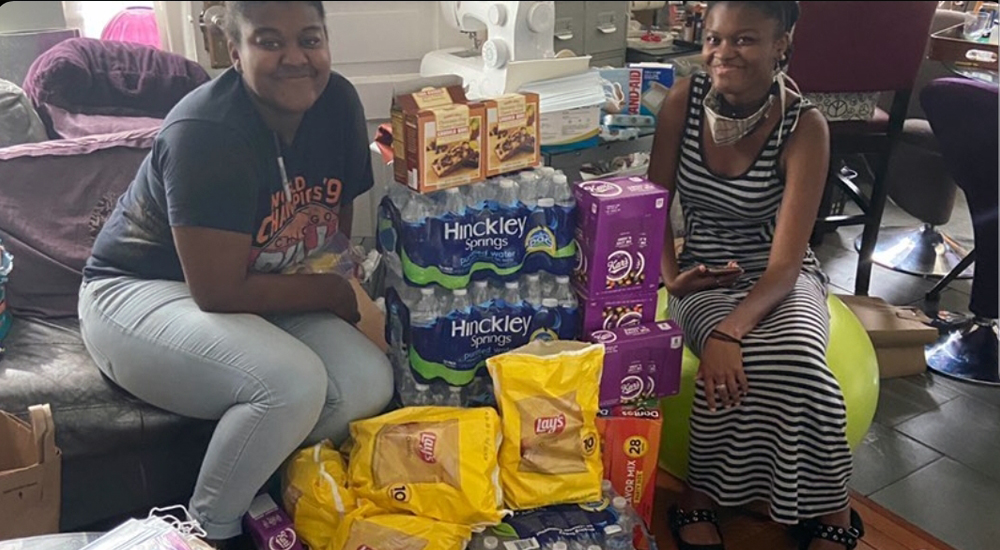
[814,187,1000,550]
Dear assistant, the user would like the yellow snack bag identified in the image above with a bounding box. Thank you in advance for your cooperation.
[330,499,471,550]
[347,406,508,527]
[282,440,357,550]
[486,340,605,510]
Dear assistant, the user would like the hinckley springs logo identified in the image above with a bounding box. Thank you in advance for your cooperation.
[417,432,437,464]
[444,216,527,252]
[451,313,532,350]
[535,414,567,435]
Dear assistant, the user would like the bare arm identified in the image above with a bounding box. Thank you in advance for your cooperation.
[647,77,692,289]
[173,226,359,321]
[714,108,830,340]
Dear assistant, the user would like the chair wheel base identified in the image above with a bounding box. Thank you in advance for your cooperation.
[926,319,999,386]
[856,225,973,279]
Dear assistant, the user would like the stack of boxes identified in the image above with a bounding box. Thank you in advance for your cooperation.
[572,176,681,547]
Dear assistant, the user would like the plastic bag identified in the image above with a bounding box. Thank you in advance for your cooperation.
[487,340,605,510]
[347,406,508,527]
[282,230,363,278]
[329,499,471,550]
[282,441,356,550]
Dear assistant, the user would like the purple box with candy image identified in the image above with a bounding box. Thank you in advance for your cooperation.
[573,176,669,300]
[578,289,658,335]
[588,321,685,407]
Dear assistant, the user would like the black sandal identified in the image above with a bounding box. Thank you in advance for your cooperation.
[668,505,726,550]
[797,521,862,550]
[792,508,865,550]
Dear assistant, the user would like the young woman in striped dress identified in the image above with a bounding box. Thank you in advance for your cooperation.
[648,2,863,550]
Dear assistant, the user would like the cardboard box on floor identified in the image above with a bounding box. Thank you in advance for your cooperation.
[0,404,61,540]
[837,295,939,378]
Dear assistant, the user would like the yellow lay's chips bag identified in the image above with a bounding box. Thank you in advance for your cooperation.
[347,406,508,527]
[330,499,471,550]
[282,440,356,550]
[487,340,605,510]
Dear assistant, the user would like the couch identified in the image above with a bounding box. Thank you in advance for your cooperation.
[0,38,215,533]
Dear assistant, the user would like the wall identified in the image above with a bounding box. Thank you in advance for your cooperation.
[0,1,66,33]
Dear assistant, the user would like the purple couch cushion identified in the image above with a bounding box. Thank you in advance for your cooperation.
[46,103,162,140]
[0,128,157,318]
[23,37,209,137]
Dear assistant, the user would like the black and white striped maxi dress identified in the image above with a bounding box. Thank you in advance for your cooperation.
[667,72,853,524]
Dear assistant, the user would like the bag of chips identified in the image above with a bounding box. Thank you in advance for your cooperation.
[487,340,605,510]
[347,406,508,527]
[329,499,471,550]
[281,440,356,550]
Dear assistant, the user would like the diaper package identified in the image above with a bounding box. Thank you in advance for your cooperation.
[330,499,472,550]
[347,406,507,527]
[282,441,356,550]
[487,340,605,510]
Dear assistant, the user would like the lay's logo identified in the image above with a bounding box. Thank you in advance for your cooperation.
[534,414,566,435]
[417,432,437,463]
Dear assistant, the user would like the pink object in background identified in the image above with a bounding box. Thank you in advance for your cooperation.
[101,6,161,49]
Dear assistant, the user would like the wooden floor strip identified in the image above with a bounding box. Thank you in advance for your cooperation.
[649,470,956,550]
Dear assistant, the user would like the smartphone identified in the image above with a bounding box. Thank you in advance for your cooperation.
[706,265,743,276]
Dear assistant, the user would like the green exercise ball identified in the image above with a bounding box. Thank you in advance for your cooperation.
[656,287,880,480]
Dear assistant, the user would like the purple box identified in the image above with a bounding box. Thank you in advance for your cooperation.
[589,321,685,407]
[573,176,669,300]
[243,493,304,550]
[579,289,658,335]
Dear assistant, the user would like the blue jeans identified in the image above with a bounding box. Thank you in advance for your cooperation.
[77,276,394,538]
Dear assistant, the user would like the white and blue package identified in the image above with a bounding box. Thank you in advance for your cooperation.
[628,62,675,117]
[377,173,577,289]
[385,278,580,389]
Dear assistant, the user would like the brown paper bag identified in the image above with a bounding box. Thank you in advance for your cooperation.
[0,404,62,540]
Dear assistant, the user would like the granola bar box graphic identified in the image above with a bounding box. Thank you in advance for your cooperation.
[483,92,541,177]
[573,176,669,300]
[588,321,684,408]
[392,77,486,194]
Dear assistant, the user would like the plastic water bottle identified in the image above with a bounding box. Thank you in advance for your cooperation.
[555,276,578,310]
[401,192,432,224]
[502,281,522,307]
[439,186,466,218]
[482,536,500,550]
[552,173,575,208]
[450,288,471,315]
[411,287,440,327]
[387,183,410,211]
[471,280,491,308]
[602,524,633,550]
[445,385,463,407]
[497,178,520,209]
[522,273,543,307]
[518,170,541,208]
[413,382,432,406]
[535,166,556,202]
[602,479,616,499]
[612,496,636,540]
